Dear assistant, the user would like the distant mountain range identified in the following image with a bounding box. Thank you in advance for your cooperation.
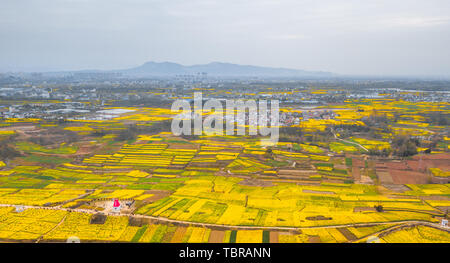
[116,61,333,78]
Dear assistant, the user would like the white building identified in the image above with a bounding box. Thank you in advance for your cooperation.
[442,219,448,228]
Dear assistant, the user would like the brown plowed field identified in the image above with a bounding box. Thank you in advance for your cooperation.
[208,230,225,243]
[389,170,429,184]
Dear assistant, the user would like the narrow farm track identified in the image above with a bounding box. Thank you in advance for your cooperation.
[349,221,450,243]
[331,128,369,152]
[1,203,448,234]
[35,214,68,243]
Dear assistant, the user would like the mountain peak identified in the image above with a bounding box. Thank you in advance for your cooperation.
[123,61,332,77]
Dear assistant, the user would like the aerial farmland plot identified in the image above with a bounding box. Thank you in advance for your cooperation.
[0,84,448,245]
[0,1,450,250]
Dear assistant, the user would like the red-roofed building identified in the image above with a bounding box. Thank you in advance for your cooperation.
[112,199,121,212]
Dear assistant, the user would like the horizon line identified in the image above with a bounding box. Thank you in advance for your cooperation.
[1,61,450,80]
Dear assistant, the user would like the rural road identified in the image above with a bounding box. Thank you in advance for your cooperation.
[348,221,450,243]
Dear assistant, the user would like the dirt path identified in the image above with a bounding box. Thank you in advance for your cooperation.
[35,214,68,243]
[349,221,450,243]
[331,128,369,152]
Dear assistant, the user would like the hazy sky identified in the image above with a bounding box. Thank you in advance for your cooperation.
[1,0,450,76]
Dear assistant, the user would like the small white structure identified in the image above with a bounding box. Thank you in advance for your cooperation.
[66,236,81,243]
[366,236,380,243]
[441,219,448,228]
[15,205,25,213]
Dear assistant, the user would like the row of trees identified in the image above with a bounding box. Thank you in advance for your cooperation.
[101,120,173,142]
[367,134,420,157]
[278,126,333,144]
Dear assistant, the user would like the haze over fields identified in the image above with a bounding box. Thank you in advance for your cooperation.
[1,0,450,77]
[53,61,333,78]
